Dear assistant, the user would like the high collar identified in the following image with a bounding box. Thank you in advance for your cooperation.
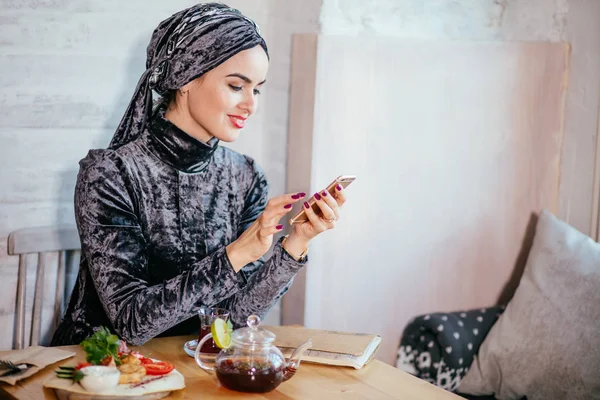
[145,106,219,173]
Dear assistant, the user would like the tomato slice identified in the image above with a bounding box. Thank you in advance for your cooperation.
[144,361,174,375]
[75,362,92,371]
[140,357,154,365]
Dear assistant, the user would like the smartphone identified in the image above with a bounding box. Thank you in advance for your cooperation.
[289,175,356,225]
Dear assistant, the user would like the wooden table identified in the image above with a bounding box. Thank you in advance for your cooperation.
[0,335,462,399]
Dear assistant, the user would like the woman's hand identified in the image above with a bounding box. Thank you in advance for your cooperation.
[226,192,306,271]
[283,184,348,257]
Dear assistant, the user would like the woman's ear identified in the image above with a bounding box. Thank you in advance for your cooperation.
[172,84,190,108]
[180,76,203,95]
[179,80,195,95]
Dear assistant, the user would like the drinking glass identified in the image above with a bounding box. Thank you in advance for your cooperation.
[198,306,230,354]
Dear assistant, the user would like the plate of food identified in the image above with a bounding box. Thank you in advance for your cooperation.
[44,327,185,399]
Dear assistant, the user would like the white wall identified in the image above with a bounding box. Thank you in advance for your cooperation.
[319,0,600,238]
[0,0,320,348]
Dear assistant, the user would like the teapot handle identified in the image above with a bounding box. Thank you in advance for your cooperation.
[194,333,215,372]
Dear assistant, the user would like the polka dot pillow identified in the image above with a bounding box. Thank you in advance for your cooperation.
[396,306,504,392]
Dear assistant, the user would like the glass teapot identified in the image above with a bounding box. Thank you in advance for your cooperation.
[194,315,312,393]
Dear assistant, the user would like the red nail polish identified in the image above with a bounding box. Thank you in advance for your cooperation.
[284,204,292,209]
[336,184,342,191]
[321,191,328,197]
[291,194,299,200]
[314,192,322,201]
[276,224,284,230]
[297,192,306,197]
[304,202,310,209]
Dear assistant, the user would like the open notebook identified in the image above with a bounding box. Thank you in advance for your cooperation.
[264,325,382,369]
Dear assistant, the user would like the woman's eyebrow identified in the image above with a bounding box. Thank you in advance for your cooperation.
[226,73,266,85]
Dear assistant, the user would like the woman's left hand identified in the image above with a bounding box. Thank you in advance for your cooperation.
[285,185,348,256]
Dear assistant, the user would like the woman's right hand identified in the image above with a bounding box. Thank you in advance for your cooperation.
[226,191,306,271]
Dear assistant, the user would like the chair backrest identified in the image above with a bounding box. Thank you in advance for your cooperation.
[7,225,81,349]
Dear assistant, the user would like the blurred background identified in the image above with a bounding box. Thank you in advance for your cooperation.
[1,0,599,366]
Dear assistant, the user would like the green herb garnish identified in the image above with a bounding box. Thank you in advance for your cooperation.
[80,326,121,365]
[55,366,84,383]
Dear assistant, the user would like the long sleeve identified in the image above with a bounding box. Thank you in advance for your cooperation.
[217,240,305,328]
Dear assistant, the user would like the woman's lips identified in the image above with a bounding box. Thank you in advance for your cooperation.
[228,115,246,129]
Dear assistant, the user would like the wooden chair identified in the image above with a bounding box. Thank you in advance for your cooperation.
[7,225,81,349]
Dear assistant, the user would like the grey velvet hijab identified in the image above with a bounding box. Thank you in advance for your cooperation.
[109,2,268,149]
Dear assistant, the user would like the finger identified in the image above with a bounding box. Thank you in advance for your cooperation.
[312,192,336,225]
[319,189,340,221]
[258,209,286,232]
[257,223,285,238]
[269,191,307,207]
[261,192,307,222]
[331,183,347,206]
[302,200,327,232]
[261,201,292,224]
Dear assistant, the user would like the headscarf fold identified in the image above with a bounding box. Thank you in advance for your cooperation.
[109,3,268,149]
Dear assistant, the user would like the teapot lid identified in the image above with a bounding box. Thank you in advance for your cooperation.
[232,315,275,346]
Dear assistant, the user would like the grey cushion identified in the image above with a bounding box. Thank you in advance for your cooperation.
[458,210,600,400]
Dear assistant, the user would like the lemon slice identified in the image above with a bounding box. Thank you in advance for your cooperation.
[211,318,231,349]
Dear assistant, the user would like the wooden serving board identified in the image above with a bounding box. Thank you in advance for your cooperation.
[44,369,185,399]
[52,389,172,400]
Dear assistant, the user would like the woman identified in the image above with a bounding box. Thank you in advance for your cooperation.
[51,3,347,346]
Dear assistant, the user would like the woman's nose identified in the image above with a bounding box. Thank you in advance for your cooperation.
[240,92,257,115]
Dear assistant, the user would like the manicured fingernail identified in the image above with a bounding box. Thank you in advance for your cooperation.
[304,202,310,209]
[297,192,306,197]
[284,204,292,209]
[336,184,342,191]
[276,224,284,230]
[321,191,328,197]
[291,194,300,199]
[314,192,322,200]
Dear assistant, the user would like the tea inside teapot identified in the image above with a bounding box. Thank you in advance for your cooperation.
[195,314,311,393]
[216,357,285,393]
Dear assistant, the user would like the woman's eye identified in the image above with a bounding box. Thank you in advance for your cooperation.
[228,84,242,92]
[253,89,261,95]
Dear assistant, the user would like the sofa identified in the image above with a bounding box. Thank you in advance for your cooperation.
[396,210,600,400]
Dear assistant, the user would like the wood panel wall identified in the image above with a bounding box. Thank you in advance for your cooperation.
[284,35,570,365]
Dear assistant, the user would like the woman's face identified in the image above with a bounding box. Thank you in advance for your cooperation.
[171,45,269,143]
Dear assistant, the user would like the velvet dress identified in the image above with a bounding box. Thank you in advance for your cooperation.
[51,107,306,346]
